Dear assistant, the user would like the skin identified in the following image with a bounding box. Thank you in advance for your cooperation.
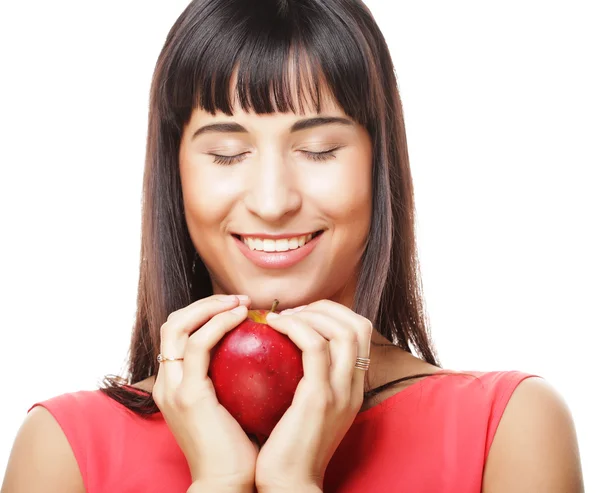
[175,71,439,401]
[146,72,443,490]
[1,75,583,493]
[179,87,371,313]
[155,75,584,491]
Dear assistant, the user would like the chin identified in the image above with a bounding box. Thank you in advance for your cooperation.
[213,258,358,310]
[245,292,313,311]
[233,282,321,311]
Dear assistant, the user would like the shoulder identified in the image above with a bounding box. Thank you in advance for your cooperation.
[2,405,85,492]
[482,376,584,492]
[2,389,129,492]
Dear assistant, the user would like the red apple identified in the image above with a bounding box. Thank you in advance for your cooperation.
[208,300,304,442]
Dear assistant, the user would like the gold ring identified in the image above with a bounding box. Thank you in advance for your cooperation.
[354,357,370,371]
[157,354,184,363]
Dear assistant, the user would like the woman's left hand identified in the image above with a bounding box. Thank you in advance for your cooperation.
[254,300,373,492]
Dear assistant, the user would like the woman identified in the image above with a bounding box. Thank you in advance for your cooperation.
[2,0,583,492]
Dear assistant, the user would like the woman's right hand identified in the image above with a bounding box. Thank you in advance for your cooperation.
[152,294,257,491]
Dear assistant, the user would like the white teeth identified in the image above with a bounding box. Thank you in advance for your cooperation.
[275,239,288,252]
[263,239,276,252]
[242,233,318,252]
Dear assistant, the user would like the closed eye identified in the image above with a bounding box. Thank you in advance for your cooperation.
[210,152,249,166]
[302,148,341,162]
[209,147,342,166]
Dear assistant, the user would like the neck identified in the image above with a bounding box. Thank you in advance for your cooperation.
[364,329,412,391]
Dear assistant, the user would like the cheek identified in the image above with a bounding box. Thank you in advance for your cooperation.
[305,161,372,221]
[181,167,239,272]
[180,165,240,226]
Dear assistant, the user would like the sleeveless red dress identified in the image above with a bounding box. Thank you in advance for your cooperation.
[28,370,538,492]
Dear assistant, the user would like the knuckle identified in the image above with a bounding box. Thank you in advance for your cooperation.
[306,337,328,354]
[340,329,357,344]
[360,318,373,335]
[160,321,171,340]
[312,299,330,310]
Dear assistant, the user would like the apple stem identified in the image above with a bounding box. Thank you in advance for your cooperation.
[270,299,280,313]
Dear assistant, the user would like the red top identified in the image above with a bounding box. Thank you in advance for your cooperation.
[28,370,538,493]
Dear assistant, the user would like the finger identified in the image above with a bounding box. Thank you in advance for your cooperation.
[291,310,358,391]
[180,304,248,392]
[266,312,330,385]
[306,300,372,355]
[279,305,307,315]
[300,301,373,396]
[159,294,249,359]
[158,294,250,391]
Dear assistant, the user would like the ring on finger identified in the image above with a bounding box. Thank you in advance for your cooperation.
[157,354,184,363]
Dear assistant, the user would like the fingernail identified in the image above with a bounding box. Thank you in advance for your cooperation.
[235,295,249,302]
[279,305,306,315]
[231,305,247,314]
[216,294,238,302]
[284,306,306,315]
[266,312,280,320]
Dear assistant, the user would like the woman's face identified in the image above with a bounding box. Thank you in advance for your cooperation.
[179,88,372,310]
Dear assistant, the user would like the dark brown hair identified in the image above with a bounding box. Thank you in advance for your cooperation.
[100,0,443,414]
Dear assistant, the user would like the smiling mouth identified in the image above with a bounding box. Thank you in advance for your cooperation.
[232,230,324,253]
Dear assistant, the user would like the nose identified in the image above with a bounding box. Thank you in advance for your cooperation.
[243,150,302,222]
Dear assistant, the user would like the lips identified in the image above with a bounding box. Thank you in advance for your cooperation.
[232,230,324,269]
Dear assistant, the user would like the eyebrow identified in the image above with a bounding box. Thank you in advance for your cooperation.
[191,116,355,139]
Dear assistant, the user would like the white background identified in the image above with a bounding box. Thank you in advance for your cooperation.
[1,1,597,490]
